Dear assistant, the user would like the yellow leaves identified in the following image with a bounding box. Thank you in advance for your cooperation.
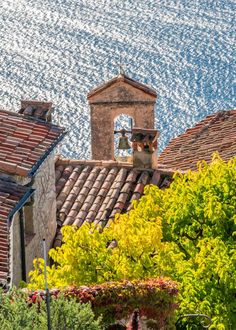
[28,191,165,289]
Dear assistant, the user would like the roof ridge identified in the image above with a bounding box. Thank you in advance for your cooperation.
[186,109,234,134]
[55,157,133,168]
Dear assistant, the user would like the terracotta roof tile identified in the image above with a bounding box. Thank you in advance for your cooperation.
[0,109,65,177]
[159,110,236,171]
[0,176,33,284]
[54,158,169,247]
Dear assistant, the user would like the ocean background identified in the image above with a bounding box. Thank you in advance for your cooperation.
[0,0,235,159]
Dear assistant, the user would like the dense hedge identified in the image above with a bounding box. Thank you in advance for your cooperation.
[27,278,178,329]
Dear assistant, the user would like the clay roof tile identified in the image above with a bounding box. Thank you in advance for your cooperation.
[159,110,236,171]
[0,109,65,177]
[53,159,171,247]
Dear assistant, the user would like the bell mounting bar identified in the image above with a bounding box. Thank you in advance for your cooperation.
[114,128,132,136]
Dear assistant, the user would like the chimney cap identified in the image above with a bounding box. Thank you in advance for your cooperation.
[131,127,159,143]
[19,100,53,122]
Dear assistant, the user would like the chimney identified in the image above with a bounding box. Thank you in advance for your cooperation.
[19,100,53,122]
[131,127,159,169]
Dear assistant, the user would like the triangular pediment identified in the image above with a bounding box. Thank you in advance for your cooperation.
[87,74,157,104]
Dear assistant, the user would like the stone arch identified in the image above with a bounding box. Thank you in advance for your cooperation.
[114,113,134,158]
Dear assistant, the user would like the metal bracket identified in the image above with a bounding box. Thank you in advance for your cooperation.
[176,314,212,329]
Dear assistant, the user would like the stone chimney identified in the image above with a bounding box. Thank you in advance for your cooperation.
[87,73,157,160]
[19,100,53,122]
[131,127,159,169]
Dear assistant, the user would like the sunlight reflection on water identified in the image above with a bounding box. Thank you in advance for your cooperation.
[0,0,235,158]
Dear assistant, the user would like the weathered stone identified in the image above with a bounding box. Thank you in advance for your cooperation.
[10,154,57,286]
[88,75,157,160]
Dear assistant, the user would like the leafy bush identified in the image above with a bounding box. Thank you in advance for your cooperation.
[29,206,163,288]
[28,278,178,329]
[0,289,102,330]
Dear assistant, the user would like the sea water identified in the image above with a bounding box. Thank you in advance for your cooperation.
[0,0,235,158]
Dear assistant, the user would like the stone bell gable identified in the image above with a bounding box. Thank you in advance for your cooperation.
[87,73,157,160]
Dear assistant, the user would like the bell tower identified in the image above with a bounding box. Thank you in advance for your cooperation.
[87,73,157,160]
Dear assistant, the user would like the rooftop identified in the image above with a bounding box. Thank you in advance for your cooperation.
[158,110,236,171]
[54,158,173,247]
[0,109,66,177]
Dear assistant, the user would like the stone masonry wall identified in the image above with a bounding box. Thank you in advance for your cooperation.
[25,154,57,280]
[11,154,56,286]
[10,212,22,286]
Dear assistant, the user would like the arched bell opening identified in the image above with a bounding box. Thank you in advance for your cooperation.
[114,114,134,161]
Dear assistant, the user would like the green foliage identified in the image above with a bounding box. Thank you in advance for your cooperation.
[28,278,178,329]
[154,155,236,329]
[0,288,102,330]
[49,294,102,330]
[29,154,236,329]
[29,206,163,288]
[0,288,45,329]
[160,154,236,246]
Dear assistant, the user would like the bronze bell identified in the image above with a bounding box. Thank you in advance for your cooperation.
[118,133,131,150]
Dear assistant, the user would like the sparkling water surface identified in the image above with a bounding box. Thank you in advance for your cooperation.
[0,0,235,158]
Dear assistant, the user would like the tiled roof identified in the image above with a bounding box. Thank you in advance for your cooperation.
[0,175,33,284]
[0,109,66,177]
[158,110,236,171]
[54,158,172,247]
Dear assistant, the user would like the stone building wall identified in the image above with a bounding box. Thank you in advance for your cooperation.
[10,154,56,286]
[24,154,56,280]
[89,80,156,160]
[10,212,21,286]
